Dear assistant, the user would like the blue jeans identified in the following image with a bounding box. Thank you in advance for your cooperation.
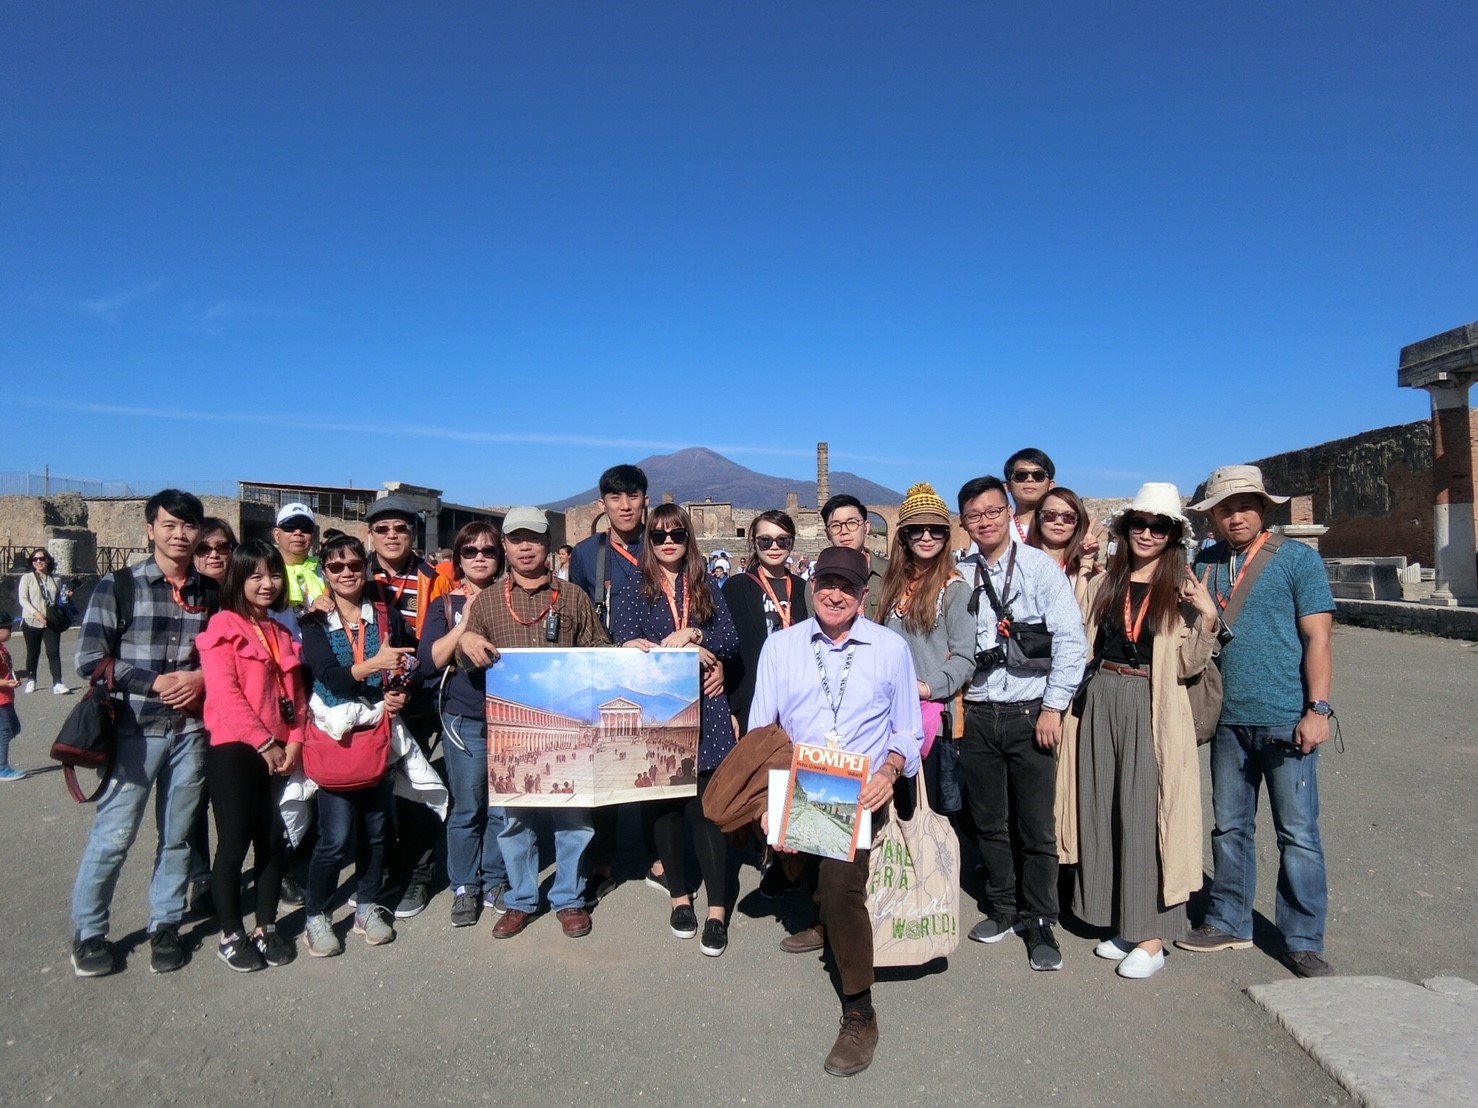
[307,775,394,915]
[498,806,593,913]
[1205,723,1328,952]
[71,727,206,940]
[0,703,19,769]
[443,713,507,893]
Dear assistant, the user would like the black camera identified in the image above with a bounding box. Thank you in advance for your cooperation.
[545,610,560,643]
[277,696,296,726]
[974,646,1007,674]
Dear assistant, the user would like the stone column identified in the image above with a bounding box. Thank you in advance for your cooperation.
[816,442,830,509]
[1398,323,1478,606]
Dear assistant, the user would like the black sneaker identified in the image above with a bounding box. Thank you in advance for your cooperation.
[255,927,296,967]
[217,932,266,973]
[71,935,115,978]
[394,882,429,919]
[149,924,186,974]
[967,914,1021,944]
[279,873,306,907]
[669,904,698,939]
[699,918,728,958]
[450,885,481,928]
[1022,917,1063,971]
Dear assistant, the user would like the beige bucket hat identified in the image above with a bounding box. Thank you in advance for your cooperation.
[1190,465,1290,512]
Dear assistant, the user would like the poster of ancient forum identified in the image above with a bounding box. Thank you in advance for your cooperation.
[484,648,702,808]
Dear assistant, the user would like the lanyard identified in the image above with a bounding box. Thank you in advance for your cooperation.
[812,638,856,747]
[341,607,367,664]
[1213,531,1270,611]
[169,576,207,615]
[1122,584,1151,644]
[251,619,292,700]
[660,574,687,631]
[609,536,639,568]
[750,571,792,629]
[1014,516,1029,542]
[505,576,557,626]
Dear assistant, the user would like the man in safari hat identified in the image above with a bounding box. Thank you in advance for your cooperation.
[1175,466,1337,978]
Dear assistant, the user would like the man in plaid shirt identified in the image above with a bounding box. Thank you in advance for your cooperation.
[69,489,220,978]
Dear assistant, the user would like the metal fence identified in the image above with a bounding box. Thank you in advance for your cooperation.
[0,471,238,498]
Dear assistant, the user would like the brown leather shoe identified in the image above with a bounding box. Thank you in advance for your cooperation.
[823,1010,878,1077]
[556,907,592,938]
[779,924,826,954]
[491,908,532,939]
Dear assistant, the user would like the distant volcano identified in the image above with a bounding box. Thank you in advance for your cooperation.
[541,447,903,511]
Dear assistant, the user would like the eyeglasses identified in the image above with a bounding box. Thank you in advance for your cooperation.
[825,518,864,534]
[649,528,689,545]
[1009,469,1049,483]
[1126,516,1174,538]
[903,524,950,542]
[370,522,412,536]
[1038,510,1079,526]
[277,523,313,535]
[754,535,793,551]
[962,506,1009,524]
[195,542,233,557]
[459,544,500,559]
[324,560,365,575]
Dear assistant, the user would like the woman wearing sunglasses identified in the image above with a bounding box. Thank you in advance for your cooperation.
[721,510,810,734]
[17,547,71,694]
[416,521,511,929]
[872,483,976,815]
[192,518,238,585]
[297,534,418,957]
[1025,488,1102,604]
[611,503,740,957]
[1058,483,1219,979]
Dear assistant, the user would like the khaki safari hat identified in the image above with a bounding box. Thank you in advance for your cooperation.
[1190,465,1290,512]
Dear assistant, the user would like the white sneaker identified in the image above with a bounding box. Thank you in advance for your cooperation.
[23,680,35,694]
[53,682,71,695]
[1116,946,1166,979]
[1094,935,1135,961]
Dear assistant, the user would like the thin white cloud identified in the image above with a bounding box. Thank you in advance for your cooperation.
[79,279,164,322]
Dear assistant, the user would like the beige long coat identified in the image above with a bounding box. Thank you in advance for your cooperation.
[1055,577,1215,907]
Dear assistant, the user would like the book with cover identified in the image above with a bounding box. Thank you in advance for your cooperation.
[771,743,870,862]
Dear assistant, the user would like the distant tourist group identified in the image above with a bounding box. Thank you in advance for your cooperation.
[12,448,1336,1078]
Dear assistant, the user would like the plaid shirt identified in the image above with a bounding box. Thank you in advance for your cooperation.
[459,574,610,654]
[75,557,218,738]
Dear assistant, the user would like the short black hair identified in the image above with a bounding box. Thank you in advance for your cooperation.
[821,493,867,525]
[957,476,1008,514]
[221,539,289,616]
[599,465,648,497]
[145,488,205,528]
[1003,448,1055,481]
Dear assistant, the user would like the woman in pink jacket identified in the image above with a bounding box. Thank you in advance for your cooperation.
[197,539,308,972]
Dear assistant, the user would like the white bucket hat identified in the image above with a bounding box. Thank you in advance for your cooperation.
[1110,483,1196,548]
[1190,465,1290,512]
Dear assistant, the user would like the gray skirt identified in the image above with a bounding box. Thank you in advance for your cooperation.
[1072,667,1188,942]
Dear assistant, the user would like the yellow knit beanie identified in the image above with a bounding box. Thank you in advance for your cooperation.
[896,482,951,528]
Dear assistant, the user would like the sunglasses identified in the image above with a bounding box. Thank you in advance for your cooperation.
[30,556,48,563]
[370,522,412,536]
[1126,516,1174,538]
[1038,509,1079,526]
[649,528,689,545]
[195,542,234,557]
[460,544,500,559]
[324,560,366,574]
[754,535,793,551]
[1009,469,1049,483]
[903,524,949,542]
[277,523,313,534]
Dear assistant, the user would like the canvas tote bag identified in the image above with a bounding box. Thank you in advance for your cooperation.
[868,775,961,967]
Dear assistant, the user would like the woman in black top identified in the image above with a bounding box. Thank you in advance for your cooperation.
[721,510,809,733]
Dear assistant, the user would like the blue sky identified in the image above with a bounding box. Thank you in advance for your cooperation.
[4,2,1475,507]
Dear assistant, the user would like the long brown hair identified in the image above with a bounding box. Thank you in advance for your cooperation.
[1026,487,1089,574]
[1089,513,1186,634]
[873,521,956,634]
[639,504,714,626]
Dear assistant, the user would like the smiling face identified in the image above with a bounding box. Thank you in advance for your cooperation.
[752,520,793,573]
[1124,514,1174,565]
[902,523,948,566]
[193,528,234,582]
[961,488,1012,558]
[368,515,414,567]
[1035,493,1079,552]
[457,529,502,588]
[825,505,868,553]
[274,519,314,561]
[148,508,201,569]
[812,573,864,635]
[242,560,285,616]
[503,529,551,578]
[322,552,366,602]
[1211,493,1267,549]
[601,491,647,539]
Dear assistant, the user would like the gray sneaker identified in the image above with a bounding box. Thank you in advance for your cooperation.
[450,885,481,928]
[354,904,396,946]
[1174,924,1253,953]
[303,913,342,958]
[967,915,1021,944]
[1023,917,1063,971]
[483,883,509,915]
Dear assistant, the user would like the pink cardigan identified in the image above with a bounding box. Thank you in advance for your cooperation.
[198,610,308,749]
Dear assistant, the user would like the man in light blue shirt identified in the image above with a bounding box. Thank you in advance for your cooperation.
[749,545,922,1078]
[955,475,1087,972]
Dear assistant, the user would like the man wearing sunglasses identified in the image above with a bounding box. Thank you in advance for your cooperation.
[1003,448,1056,540]
[363,494,452,920]
[273,502,330,619]
[69,489,220,978]
[820,494,888,620]
[955,475,1086,972]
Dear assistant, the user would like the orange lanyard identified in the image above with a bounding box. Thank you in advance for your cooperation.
[750,572,792,629]
[505,576,556,626]
[609,537,639,568]
[169,577,207,614]
[660,574,688,631]
[341,609,367,664]
[251,619,291,699]
[1122,584,1151,644]
[1214,531,1270,611]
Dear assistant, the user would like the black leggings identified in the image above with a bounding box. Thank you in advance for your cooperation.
[205,741,289,936]
[22,624,62,684]
[649,774,730,911]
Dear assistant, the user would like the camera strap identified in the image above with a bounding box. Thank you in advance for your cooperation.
[1207,532,1285,633]
[967,545,1018,632]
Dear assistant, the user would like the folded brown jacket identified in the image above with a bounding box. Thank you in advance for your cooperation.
[701,723,793,833]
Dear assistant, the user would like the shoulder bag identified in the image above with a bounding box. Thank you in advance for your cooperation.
[868,775,961,967]
[969,546,1053,674]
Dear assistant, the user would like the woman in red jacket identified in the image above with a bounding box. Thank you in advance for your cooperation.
[197,539,308,972]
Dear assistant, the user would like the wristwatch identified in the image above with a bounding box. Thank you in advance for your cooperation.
[1305,700,1333,717]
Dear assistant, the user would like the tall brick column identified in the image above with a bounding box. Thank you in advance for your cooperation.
[1398,322,1478,606]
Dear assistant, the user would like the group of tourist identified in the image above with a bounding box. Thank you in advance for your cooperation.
[46,449,1336,1079]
